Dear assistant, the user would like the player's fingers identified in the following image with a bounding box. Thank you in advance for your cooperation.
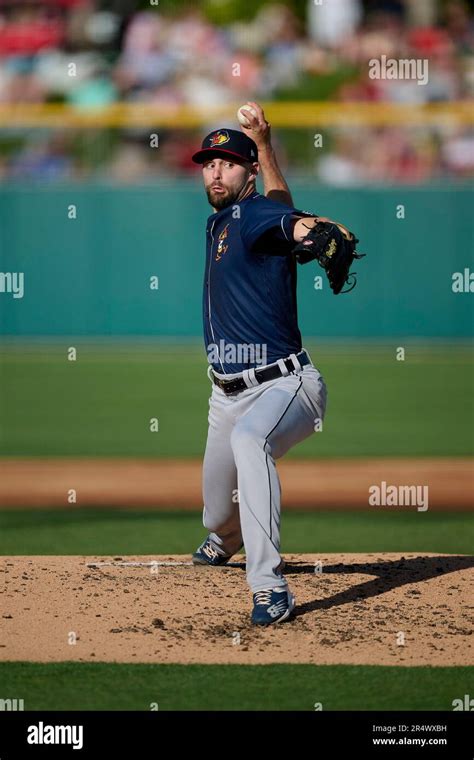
[246,101,266,125]
[246,100,264,118]
[243,109,259,125]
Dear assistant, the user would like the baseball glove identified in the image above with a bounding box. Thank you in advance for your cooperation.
[293,218,365,294]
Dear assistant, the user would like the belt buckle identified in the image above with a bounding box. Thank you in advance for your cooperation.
[213,373,235,394]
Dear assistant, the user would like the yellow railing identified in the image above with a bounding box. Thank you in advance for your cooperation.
[0,101,472,128]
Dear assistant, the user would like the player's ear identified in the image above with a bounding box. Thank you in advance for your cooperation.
[249,161,259,180]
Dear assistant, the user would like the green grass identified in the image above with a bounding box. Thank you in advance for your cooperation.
[0,662,471,711]
[0,509,472,555]
[0,342,472,457]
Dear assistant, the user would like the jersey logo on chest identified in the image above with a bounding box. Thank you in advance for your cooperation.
[215,223,230,261]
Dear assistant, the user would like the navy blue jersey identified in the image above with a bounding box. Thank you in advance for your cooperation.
[203,192,311,374]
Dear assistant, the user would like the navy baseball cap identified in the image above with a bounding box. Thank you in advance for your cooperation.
[192,128,258,164]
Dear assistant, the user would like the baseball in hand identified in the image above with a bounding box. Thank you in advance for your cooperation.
[237,105,258,127]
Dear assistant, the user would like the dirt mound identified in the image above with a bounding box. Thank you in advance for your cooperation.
[1,553,473,666]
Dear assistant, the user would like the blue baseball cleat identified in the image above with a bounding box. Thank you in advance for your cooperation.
[251,587,296,625]
[192,536,233,566]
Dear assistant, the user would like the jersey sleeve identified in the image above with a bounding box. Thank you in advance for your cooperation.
[240,200,294,250]
[240,198,315,253]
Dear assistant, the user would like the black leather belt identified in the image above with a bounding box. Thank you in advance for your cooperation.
[211,350,311,395]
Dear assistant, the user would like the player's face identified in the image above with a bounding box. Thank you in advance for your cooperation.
[202,158,255,210]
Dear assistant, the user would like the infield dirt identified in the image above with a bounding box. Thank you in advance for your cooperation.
[0,458,472,509]
[1,553,473,666]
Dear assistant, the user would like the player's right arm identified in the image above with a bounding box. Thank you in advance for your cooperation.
[239,101,293,207]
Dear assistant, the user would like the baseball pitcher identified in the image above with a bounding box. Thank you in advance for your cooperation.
[191,102,362,625]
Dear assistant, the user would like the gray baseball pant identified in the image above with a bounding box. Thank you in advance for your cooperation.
[201,351,327,592]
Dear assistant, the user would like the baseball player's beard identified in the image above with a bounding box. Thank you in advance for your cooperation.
[206,179,252,211]
[206,186,236,211]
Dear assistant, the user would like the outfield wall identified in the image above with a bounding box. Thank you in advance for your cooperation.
[0,183,472,338]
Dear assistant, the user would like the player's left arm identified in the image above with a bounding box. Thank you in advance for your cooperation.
[290,213,364,294]
[292,215,352,242]
[239,101,293,207]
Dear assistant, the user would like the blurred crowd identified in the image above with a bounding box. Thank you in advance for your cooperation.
[0,0,473,184]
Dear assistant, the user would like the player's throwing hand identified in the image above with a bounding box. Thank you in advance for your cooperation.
[237,101,271,149]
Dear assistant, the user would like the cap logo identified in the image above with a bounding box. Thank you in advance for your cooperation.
[209,130,230,147]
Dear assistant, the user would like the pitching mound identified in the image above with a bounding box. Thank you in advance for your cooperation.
[1,553,473,666]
